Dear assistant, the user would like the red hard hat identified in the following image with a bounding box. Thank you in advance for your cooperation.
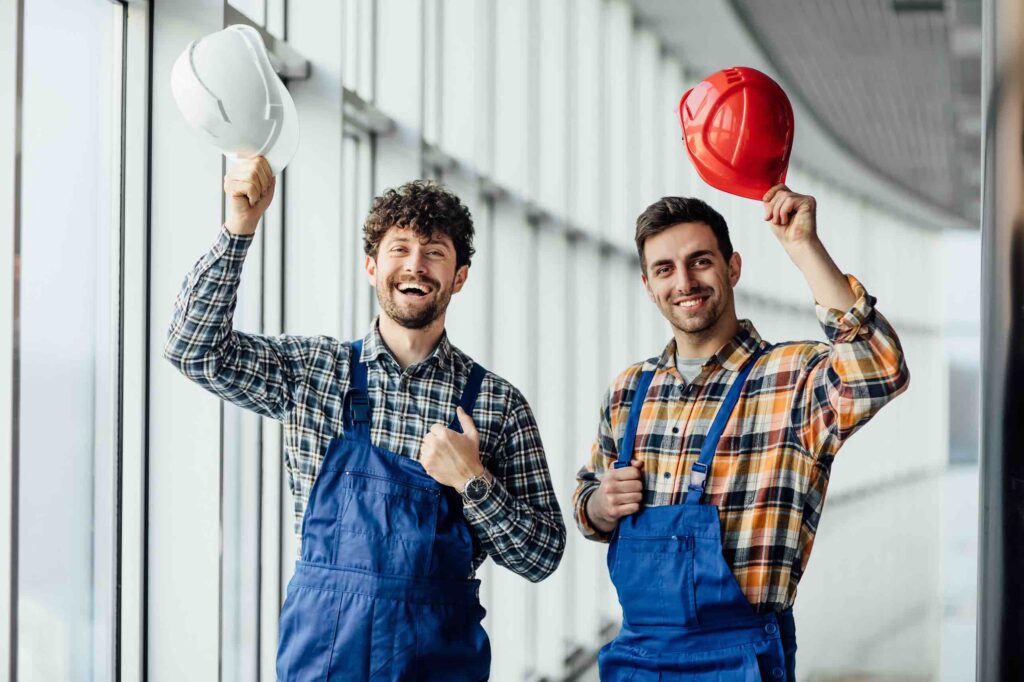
[678,67,794,201]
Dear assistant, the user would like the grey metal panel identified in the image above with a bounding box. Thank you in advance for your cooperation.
[978,0,1024,676]
[730,0,970,217]
[630,0,973,230]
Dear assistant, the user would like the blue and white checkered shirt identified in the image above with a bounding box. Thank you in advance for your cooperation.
[164,227,565,582]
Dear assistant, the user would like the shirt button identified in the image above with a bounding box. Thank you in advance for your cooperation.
[672,427,679,434]
[765,622,778,635]
[663,472,671,479]
[771,667,785,679]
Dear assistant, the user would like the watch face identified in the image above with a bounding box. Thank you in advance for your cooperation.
[465,477,488,501]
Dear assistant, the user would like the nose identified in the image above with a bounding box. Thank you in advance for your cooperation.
[402,247,428,275]
[673,267,698,295]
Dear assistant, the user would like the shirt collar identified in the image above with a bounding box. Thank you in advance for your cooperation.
[360,317,454,372]
[651,320,764,374]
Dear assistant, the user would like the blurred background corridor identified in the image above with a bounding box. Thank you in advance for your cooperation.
[0,0,1005,680]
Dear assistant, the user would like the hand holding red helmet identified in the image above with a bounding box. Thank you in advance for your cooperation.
[679,67,794,201]
[679,68,819,254]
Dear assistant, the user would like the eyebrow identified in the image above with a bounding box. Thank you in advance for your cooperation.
[387,234,450,248]
[649,250,715,269]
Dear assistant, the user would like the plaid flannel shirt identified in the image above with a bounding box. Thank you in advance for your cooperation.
[573,276,909,612]
[164,227,565,582]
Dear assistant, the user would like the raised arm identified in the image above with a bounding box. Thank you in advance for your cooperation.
[163,157,324,420]
[761,184,909,456]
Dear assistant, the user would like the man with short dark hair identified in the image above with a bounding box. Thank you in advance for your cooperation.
[574,185,908,680]
[165,158,565,680]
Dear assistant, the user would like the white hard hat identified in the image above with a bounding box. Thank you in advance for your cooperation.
[171,24,298,176]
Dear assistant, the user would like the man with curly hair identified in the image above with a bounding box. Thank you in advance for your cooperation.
[164,158,565,680]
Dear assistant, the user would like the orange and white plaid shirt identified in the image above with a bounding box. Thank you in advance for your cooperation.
[573,275,909,612]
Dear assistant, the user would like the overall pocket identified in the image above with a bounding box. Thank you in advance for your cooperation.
[659,643,763,681]
[610,534,698,628]
[334,470,440,577]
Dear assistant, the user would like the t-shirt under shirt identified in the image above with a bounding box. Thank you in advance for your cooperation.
[675,354,708,385]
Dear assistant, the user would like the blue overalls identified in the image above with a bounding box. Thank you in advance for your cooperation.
[276,341,490,681]
[599,347,797,681]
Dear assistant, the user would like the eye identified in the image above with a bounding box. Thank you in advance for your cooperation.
[428,250,445,257]
[692,258,711,268]
[655,266,671,276]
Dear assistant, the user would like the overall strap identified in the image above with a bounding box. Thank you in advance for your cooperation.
[343,340,371,441]
[684,345,768,505]
[449,362,488,432]
[614,370,656,470]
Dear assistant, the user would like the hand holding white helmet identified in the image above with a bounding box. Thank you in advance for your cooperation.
[171,24,299,176]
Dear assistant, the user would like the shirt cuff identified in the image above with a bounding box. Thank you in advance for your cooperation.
[815,274,876,343]
[188,226,255,287]
[574,484,613,544]
[215,224,255,263]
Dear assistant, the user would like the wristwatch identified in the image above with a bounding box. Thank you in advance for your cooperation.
[460,472,493,503]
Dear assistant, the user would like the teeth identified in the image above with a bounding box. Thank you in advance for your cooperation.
[679,298,703,308]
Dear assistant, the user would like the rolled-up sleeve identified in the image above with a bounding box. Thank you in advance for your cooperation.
[795,274,910,457]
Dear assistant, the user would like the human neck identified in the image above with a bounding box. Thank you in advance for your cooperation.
[672,312,741,360]
[377,313,447,370]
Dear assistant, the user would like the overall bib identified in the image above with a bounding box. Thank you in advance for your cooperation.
[599,347,796,681]
[277,341,491,681]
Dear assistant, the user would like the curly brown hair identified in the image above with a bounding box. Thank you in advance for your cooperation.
[363,180,476,269]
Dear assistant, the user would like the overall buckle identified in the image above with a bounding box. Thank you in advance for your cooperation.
[688,461,709,492]
[349,392,370,423]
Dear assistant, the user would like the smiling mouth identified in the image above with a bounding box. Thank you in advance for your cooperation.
[395,283,433,297]
[674,295,710,310]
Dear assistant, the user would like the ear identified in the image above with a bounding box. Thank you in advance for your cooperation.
[364,254,378,287]
[728,252,742,288]
[452,264,469,294]
[641,272,656,303]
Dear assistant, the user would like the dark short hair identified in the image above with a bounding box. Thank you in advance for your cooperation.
[363,180,476,269]
[634,196,733,272]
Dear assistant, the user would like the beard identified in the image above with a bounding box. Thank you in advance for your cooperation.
[664,287,728,336]
[376,272,453,329]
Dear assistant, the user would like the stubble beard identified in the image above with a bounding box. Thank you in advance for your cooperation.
[377,273,452,330]
[665,289,728,339]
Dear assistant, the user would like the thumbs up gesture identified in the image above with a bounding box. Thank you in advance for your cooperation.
[419,407,486,489]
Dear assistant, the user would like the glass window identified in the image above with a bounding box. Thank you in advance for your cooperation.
[17,1,123,679]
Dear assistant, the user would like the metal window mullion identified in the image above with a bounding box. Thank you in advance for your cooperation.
[0,0,24,679]
[108,5,131,681]
[118,1,152,680]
